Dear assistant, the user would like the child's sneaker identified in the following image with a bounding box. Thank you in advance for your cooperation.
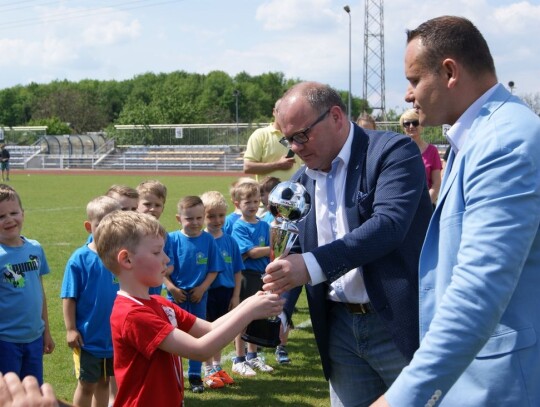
[204,372,224,389]
[232,361,257,377]
[189,376,204,393]
[246,356,274,372]
[214,367,235,385]
[275,345,291,364]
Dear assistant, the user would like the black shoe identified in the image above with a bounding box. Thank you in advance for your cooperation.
[275,345,291,364]
[189,376,204,393]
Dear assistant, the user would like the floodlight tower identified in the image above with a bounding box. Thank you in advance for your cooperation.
[363,0,386,120]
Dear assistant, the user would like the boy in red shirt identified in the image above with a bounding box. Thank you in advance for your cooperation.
[94,211,283,406]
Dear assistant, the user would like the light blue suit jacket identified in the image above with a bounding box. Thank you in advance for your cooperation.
[386,84,540,406]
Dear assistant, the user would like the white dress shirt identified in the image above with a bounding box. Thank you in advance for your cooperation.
[446,84,498,154]
[302,123,370,304]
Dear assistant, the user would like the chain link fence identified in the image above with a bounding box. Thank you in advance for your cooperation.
[111,122,447,147]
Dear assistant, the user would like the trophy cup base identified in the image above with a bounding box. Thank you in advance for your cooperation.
[241,318,281,348]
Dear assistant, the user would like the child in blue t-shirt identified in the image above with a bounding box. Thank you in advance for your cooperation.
[230,182,274,376]
[61,195,121,407]
[200,191,244,389]
[223,177,259,235]
[164,195,225,394]
[136,180,169,296]
[0,184,54,385]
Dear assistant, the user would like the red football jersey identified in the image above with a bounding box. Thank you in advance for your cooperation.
[111,293,196,407]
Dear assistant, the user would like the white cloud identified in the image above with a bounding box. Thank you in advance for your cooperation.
[0,36,75,68]
[82,19,141,46]
[0,39,29,66]
[40,36,78,66]
[256,0,339,31]
[492,1,540,34]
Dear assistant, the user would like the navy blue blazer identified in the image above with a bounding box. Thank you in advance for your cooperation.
[292,124,432,379]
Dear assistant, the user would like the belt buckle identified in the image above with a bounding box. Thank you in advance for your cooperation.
[347,302,370,314]
[358,303,368,314]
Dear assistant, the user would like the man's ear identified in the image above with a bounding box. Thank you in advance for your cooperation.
[117,249,131,269]
[84,221,92,234]
[442,58,459,88]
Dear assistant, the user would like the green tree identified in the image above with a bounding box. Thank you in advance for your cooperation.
[31,80,109,133]
[28,116,72,135]
[0,86,33,126]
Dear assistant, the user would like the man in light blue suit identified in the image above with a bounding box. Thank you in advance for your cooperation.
[372,16,540,407]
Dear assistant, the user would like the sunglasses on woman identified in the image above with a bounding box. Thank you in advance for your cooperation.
[403,120,420,128]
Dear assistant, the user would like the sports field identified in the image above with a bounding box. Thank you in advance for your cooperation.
[8,169,329,406]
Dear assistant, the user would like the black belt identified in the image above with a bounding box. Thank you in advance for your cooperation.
[333,301,374,315]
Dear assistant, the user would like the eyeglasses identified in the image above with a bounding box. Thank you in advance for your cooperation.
[281,108,331,148]
[403,120,420,128]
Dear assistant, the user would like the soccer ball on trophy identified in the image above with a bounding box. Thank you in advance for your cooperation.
[268,181,311,224]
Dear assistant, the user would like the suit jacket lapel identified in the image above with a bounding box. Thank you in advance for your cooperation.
[438,148,457,205]
[299,176,317,251]
[345,127,367,227]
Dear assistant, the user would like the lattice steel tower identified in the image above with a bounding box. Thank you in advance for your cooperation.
[363,0,386,119]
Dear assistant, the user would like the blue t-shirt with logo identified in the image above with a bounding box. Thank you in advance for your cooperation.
[61,244,119,358]
[232,219,270,273]
[165,230,224,293]
[0,237,50,343]
[210,234,244,289]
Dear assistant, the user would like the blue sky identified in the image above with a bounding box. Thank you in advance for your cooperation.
[0,0,539,116]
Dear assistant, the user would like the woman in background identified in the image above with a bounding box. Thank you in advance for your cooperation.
[400,109,442,205]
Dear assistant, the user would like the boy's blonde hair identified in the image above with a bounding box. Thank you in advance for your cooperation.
[232,182,260,202]
[106,184,139,199]
[0,183,22,208]
[259,176,281,194]
[177,195,204,214]
[229,177,257,199]
[200,191,227,212]
[86,196,121,224]
[95,211,166,274]
[137,180,167,203]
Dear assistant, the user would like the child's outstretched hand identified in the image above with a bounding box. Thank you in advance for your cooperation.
[243,291,284,321]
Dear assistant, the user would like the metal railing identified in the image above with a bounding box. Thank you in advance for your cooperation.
[7,122,448,172]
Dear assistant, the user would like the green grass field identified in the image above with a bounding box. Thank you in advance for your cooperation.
[8,170,329,406]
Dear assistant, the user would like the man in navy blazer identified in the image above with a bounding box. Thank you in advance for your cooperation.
[372,16,540,407]
[263,82,432,406]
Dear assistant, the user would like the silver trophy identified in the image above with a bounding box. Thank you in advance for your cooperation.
[268,181,311,259]
[242,181,311,347]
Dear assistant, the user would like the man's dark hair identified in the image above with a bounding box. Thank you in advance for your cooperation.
[407,16,496,77]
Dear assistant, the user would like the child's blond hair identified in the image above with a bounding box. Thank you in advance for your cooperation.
[95,211,166,274]
[229,177,258,200]
[0,183,22,208]
[232,182,260,202]
[86,196,121,224]
[106,184,139,200]
[200,191,227,212]
[177,195,204,214]
[137,180,167,204]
